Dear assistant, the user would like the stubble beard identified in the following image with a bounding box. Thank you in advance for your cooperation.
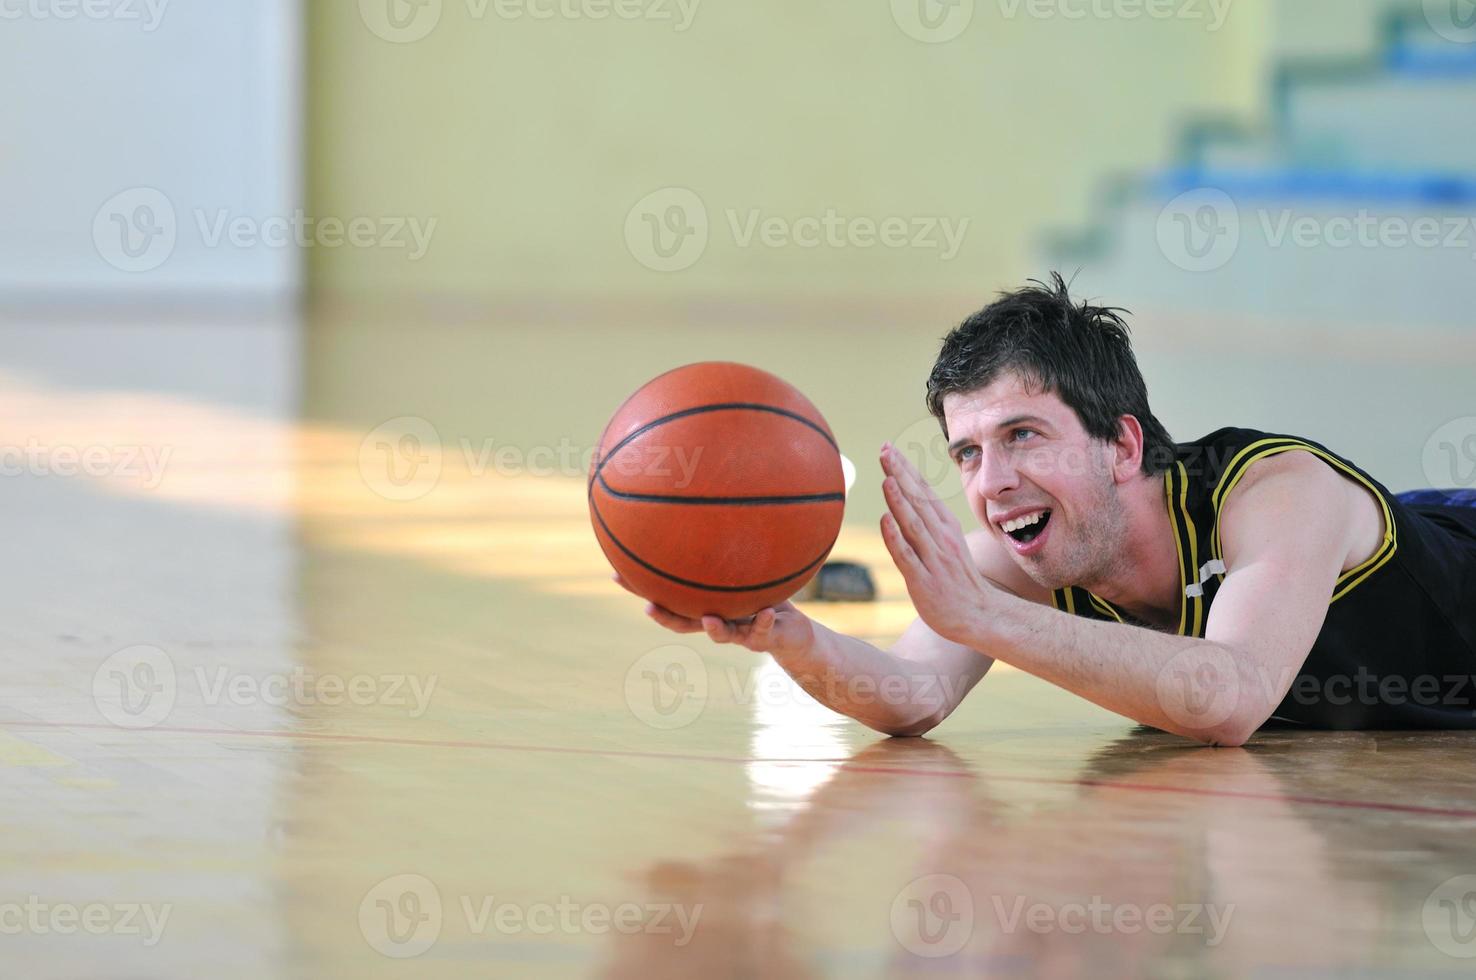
[1025,478,1128,593]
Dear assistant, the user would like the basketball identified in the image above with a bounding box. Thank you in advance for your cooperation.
[588,361,846,620]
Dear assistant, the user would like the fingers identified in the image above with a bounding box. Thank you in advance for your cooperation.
[881,443,971,565]
[881,509,924,579]
[612,573,777,646]
[703,608,774,650]
[645,601,705,634]
[881,471,939,565]
[882,442,951,527]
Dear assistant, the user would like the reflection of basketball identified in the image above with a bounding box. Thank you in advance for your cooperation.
[589,362,846,620]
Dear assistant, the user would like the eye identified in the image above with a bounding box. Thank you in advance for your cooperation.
[1009,428,1037,443]
[955,445,979,464]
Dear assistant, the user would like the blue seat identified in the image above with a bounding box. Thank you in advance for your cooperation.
[1395,488,1476,509]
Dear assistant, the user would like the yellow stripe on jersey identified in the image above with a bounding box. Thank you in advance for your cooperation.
[1210,439,1397,605]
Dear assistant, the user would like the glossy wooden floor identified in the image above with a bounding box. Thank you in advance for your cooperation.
[5,312,1476,978]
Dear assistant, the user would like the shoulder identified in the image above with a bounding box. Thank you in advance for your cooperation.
[963,526,1054,606]
[1231,445,1343,493]
[1217,448,1356,563]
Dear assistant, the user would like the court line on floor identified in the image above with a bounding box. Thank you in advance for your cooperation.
[8,718,1476,819]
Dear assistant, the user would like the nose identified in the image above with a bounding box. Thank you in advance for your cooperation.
[972,442,1021,504]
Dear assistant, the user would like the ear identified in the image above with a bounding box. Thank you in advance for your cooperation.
[1111,415,1147,482]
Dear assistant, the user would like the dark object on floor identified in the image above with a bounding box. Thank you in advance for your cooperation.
[796,561,877,602]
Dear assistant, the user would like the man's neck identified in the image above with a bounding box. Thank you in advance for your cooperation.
[1076,474,1183,631]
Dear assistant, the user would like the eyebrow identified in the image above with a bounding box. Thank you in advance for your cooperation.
[947,415,1051,456]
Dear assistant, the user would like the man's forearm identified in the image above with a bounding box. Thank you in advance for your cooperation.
[769,622,982,736]
[974,594,1264,745]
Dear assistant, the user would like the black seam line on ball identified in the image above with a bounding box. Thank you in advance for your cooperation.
[587,402,839,491]
[590,496,834,592]
[595,473,845,506]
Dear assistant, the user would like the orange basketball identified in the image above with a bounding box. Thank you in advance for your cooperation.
[589,362,846,620]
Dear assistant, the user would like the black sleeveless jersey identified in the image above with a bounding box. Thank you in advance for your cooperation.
[1048,427,1476,730]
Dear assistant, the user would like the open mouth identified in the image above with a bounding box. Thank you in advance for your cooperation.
[1002,509,1052,544]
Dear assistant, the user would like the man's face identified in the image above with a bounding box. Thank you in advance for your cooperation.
[941,373,1128,589]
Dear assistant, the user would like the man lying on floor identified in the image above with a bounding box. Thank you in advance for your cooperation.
[616,274,1476,745]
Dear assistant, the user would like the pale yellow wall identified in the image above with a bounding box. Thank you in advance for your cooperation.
[308,0,1269,304]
